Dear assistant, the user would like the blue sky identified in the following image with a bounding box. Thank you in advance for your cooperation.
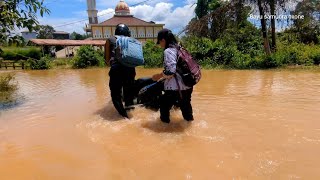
[31,0,196,34]
[21,0,300,35]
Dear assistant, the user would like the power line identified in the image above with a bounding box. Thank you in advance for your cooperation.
[53,0,155,28]
[45,0,60,5]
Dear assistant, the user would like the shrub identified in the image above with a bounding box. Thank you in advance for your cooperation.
[72,45,105,68]
[223,23,263,57]
[261,55,280,68]
[26,56,52,70]
[181,35,263,69]
[230,53,253,69]
[312,53,320,65]
[143,40,163,68]
[181,36,215,61]
[276,42,320,66]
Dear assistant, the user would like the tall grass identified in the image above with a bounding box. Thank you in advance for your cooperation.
[0,73,18,103]
[51,58,73,68]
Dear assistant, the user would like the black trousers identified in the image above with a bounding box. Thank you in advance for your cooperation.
[160,88,194,122]
[109,64,136,117]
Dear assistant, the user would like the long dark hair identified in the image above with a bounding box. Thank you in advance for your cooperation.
[165,31,178,49]
[157,29,178,49]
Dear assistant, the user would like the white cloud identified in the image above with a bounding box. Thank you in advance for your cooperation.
[97,8,115,22]
[130,2,195,33]
[130,3,173,22]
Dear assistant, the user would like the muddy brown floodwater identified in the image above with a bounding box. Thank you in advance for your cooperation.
[1,68,320,179]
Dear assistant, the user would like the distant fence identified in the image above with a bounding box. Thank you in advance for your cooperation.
[0,60,25,70]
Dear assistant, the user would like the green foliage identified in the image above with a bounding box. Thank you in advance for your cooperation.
[0,0,50,43]
[181,34,320,69]
[51,58,73,68]
[278,31,299,44]
[223,22,263,57]
[0,73,18,103]
[273,43,320,65]
[26,56,52,70]
[183,21,263,67]
[142,40,163,68]
[36,25,55,39]
[7,35,26,47]
[290,0,320,44]
[72,45,105,69]
[70,32,89,40]
[0,47,41,60]
[182,36,214,60]
[195,0,209,19]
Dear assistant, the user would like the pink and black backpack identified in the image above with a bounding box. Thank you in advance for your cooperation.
[176,46,201,87]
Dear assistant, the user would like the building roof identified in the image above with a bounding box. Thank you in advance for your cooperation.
[21,31,37,33]
[115,0,130,15]
[53,31,69,35]
[99,16,162,26]
[30,39,106,46]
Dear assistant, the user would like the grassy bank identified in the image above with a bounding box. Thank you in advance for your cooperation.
[2,41,320,71]
[142,36,320,70]
[51,58,74,69]
[0,47,41,60]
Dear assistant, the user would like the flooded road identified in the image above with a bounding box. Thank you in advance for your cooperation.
[1,68,320,179]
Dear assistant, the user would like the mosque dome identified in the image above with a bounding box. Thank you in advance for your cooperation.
[115,0,130,16]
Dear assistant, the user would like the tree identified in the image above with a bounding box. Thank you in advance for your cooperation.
[269,0,276,52]
[195,0,209,19]
[232,0,246,26]
[194,0,210,36]
[244,0,271,55]
[257,0,271,55]
[0,0,50,43]
[8,35,26,46]
[37,25,55,39]
[70,32,88,40]
[268,0,292,52]
[187,0,252,40]
[291,0,320,44]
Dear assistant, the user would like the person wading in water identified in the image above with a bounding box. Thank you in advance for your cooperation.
[152,28,194,123]
[105,24,136,118]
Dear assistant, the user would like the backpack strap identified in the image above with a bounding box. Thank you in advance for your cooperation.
[174,75,183,99]
[174,46,183,99]
[113,36,122,64]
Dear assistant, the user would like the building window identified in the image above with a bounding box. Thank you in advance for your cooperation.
[95,29,101,38]
[139,29,145,38]
[130,29,136,38]
[147,30,152,37]
[105,29,110,38]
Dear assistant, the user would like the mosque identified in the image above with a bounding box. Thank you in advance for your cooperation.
[85,0,164,43]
